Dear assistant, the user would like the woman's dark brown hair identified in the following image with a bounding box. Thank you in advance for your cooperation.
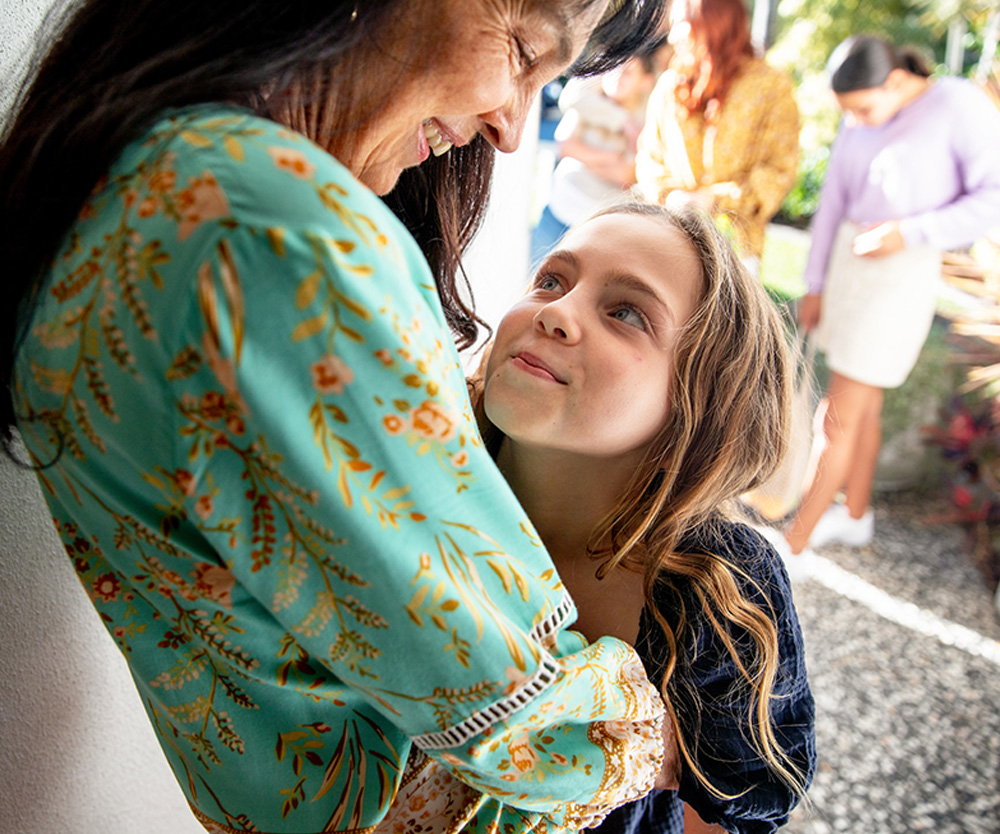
[828,34,933,94]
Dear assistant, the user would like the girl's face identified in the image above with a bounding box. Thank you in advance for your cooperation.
[835,70,907,127]
[484,213,703,463]
[346,0,609,194]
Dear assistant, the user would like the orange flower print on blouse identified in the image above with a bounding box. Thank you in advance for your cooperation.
[311,354,354,395]
[13,105,667,834]
[176,171,230,240]
[412,400,458,444]
[268,146,316,179]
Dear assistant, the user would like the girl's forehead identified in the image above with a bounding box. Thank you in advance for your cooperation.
[560,213,704,316]
[566,213,687,253]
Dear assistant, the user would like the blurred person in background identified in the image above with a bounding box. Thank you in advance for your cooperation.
[531,36,667,266]
[774,34,1000,561]
[635,0,800,276]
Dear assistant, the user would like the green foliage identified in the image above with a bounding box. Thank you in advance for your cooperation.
[777,144,829,225]
[771,0,947,76]
[760,226,809,302]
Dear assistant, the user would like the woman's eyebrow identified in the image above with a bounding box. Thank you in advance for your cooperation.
[535,6,573,65]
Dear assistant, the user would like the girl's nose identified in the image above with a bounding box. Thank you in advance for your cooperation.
[534,299,582,343]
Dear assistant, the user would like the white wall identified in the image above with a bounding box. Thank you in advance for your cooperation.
[0,3,207,832]
[0,4,535,832]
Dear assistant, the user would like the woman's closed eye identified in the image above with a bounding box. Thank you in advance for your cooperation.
[514,35,540,73]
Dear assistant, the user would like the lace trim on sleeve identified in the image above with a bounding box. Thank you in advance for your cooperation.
[411,594,575,750]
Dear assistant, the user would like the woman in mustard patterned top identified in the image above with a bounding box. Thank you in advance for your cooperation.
[635,0,800,272]
[0,1,675,832]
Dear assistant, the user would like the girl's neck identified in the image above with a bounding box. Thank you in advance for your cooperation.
[495,440,638,562]
[496,439,648,645]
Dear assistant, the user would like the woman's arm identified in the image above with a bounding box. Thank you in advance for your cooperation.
[684,802,727,833]
[559,134,637,187]
[181,115,666,828]
[802,128,850,295]
[897,82,1000,251]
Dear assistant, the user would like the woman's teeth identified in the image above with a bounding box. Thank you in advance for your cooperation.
[423,121,453,156]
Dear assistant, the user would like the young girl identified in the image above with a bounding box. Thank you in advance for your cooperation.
[783,35,1000,557]
[470,203,816,833]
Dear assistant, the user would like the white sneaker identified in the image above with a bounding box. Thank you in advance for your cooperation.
[751,525,812,583]
[809,503,874,548]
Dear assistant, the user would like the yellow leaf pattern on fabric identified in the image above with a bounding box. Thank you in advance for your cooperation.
[12,106,666,834]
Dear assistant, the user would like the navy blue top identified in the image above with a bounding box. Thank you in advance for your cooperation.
[592,521,816,834]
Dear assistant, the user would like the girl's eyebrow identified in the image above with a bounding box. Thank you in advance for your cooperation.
[606,271,675,324]
[541,249,675,324]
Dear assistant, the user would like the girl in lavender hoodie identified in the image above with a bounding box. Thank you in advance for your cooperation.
[778,35,1000,560]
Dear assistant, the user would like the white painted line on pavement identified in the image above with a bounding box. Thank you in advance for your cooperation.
[797,551,1000,668]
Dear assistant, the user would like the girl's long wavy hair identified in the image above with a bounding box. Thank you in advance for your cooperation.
[0,0,664,460]
[670,0,756,117]
[469,202,806,799]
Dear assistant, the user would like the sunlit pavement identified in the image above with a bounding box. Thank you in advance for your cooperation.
[782,490,1000,834]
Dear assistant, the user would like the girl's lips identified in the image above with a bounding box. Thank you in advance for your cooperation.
[512,352,566,384]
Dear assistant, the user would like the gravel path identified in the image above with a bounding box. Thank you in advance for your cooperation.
[781,491,1000,834]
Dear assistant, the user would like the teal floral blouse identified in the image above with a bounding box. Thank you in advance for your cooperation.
[13,106,664,833]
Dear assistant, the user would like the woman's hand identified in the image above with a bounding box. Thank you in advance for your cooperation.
[852,220,904,257]
[797,294,822,332]
[683,803,728,832]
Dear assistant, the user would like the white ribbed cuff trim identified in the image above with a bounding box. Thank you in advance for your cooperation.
[411,594,575,750]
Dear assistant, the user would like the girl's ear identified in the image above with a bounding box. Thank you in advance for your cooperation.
[884,67,908,92]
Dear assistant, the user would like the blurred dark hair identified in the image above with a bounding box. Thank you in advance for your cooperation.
[828,34,933,93]
[0,0,664,458]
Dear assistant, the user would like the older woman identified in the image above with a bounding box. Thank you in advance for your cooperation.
[0,1,669,832]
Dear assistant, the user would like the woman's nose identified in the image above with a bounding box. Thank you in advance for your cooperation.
[479,96,532,154]
[534,300,582,342]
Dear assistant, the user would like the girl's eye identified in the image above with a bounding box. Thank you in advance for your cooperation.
[610,304,648,331]
[536,274,562,293]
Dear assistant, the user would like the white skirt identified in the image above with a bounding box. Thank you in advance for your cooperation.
[816,222,941,389]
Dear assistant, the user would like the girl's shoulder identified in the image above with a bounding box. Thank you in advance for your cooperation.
[682,518,790,591]
[647,518,797,633]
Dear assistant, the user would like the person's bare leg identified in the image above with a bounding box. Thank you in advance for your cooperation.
[843,388,883,518]
[785,373,882,553]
